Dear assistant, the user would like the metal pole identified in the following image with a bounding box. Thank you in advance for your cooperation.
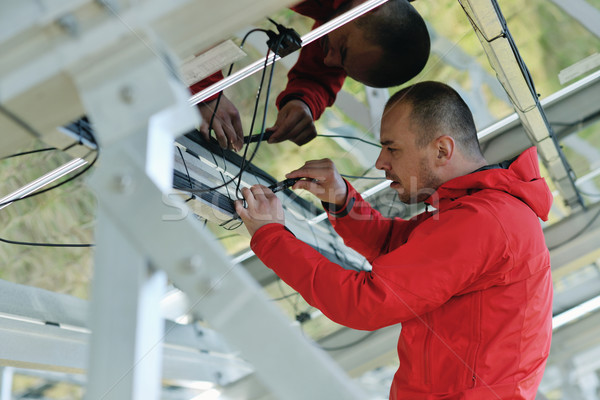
[0,158,87,211]
[188,0,389,105]
[0,367,13,400]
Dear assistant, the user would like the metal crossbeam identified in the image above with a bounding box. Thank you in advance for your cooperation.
[461,0,584,210]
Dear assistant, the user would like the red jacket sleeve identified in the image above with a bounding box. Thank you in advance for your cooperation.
[251,203,512,331]
[324,181,421,263]
[189,71,224,103]
[276,21,346,120]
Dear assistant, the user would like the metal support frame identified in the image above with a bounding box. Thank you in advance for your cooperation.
[86,208,167,400]
[67,10,365,400]
[0,368,13,400]
[461,0,584,210]
[548,0,600,39]
[188,0,389,104]
[478,70,600,163]
[0,279,253,385]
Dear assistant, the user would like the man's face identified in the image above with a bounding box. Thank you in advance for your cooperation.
[321,22,383,84]
[375,103,443,204]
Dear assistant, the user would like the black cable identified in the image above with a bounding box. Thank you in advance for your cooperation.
[340,174,385,180]
[0,103,42,138]
[1,140,82,161]
[0,148,99,209]
[219,218,244,231]
[216,234,240,240]
[548,206,600,251]
[176,146,195,202]
[2,147,57,160]
[277,278,302,313]
[0,236,94,248]
[234,34,283,198]
[579,189,600,198]
[196,28,273,200]
[189,29,278,194]
[318,331,377,352]
[270,291,300,302]
[316,134,381,148]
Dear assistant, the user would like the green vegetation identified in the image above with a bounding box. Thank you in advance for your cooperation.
[0,144,94,299]
[0,4,598,396]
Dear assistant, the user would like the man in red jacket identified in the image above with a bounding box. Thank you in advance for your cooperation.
[191,0,429,151]
[235,81,553,399]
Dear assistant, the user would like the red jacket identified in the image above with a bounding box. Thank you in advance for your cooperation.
[251,147,553,399]
[190,0,347,120]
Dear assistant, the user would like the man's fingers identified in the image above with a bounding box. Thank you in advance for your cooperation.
[292,128,317,146]
[210,120,229,149]
[220,119,239,151]
[269,112,304,143]
[240,186,255,205]
[234,199,248,218]
[287,119,313,143]
[249,184,274,199]
[292,179,321,194]
[286,159,332,180]
[232,115,244,151]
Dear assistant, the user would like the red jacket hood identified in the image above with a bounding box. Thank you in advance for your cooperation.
[426,147,553,221]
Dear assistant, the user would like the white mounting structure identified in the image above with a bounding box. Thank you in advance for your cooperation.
[460,0,583,210]
[0,0,367,399]
[1,0,599,398]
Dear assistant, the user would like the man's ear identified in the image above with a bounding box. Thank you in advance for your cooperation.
[434,135,454,165]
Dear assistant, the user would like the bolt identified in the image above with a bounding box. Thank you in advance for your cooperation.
[113,174,133,194]
[180,255,203,274]
[57,13,79,37]
[214,371,223,385]
[197,275,219,294]
[120,86,134,104]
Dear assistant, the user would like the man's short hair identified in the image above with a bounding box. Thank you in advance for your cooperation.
[356,0,430,87]
[385,81,484,159]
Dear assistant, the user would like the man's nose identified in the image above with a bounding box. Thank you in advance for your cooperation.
[375,152,388,170]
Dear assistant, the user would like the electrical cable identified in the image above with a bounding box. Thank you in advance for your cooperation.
[1,140,83,161]
[277,278,302,313]
[547,206,600,251]
[194,28,273,200]
[578,190,600,198]
[340,174,385,180]
[0,236,94,248]
[0,103,42,138]
[458,0,584,209]
[270,291,300,302]
[318,331,377,351]
[2,147,57,160]
[176,145,195,202]
[216,234,240,240]
[0,147,99,209]
[234,34,284,199]
[316,134,381,148]
[188,29,281,194]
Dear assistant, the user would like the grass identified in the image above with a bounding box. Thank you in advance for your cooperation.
[0,143,95,299]
[0,4,599,396]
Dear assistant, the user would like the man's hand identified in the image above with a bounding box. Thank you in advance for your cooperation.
[197,95,243,151]
[266,100,317,146]
[235,185,285,236]
[286,159,347,206]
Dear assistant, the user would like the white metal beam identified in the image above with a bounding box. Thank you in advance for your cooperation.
[461,0,583,210]
[548,0,600,38]
[479,70,600,163]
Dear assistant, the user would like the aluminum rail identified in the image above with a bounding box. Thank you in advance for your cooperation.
[0,158,87,211]
[188,0,389,105]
